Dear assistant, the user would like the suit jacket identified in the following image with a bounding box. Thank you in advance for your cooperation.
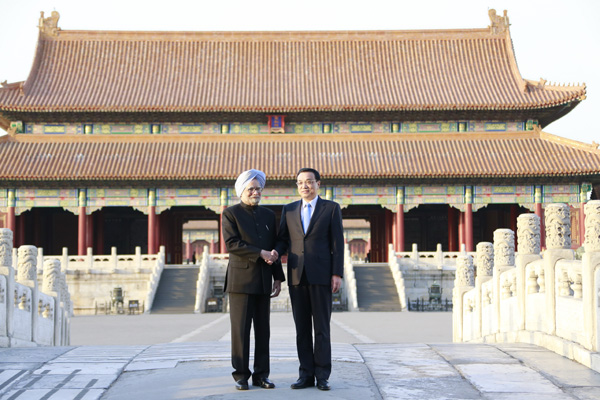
[222,202,285,295]
[276,197,344,286]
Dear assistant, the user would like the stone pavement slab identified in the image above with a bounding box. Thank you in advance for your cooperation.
[2,342,600,400]
[3,313,600,400]
[355,344,482,399]
[101,359,379,400]
[497,343,600,388]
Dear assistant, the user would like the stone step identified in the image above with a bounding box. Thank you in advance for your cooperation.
[151,267,199,314]
[354,264,402,311]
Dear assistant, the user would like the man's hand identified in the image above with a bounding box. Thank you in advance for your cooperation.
[331,275,342,293]
[271,280,282,298]
[260,249,279,265]
[260,250,274,264]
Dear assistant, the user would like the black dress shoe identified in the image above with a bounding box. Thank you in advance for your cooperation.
[291,377,315,389]
[235,380,249,390]
[252,377,275,389]
[316,379,331,391]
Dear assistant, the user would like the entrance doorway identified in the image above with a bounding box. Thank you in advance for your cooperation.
[182,220,219,263]
[102,207,147,254]
[18,208,77,254]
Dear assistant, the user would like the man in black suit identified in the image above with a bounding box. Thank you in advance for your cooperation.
[275,167,344,391]
[222,169,285,390]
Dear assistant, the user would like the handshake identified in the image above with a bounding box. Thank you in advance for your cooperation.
[260,249,279,265]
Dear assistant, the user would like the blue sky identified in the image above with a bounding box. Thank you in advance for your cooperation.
[0,0,598,145]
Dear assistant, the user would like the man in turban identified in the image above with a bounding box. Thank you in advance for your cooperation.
[222,169,285,390]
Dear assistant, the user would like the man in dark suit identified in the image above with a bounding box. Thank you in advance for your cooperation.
[222,169,285,390]
[275,167,344,391]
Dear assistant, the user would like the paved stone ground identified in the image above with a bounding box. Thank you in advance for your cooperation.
[1,312,600,399]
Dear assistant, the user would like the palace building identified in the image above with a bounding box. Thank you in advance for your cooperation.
[0,10,599,263]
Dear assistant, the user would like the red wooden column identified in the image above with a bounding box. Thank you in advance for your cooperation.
[510,204,518,251]
[86,214,93,253]
[185,237,192,263]
[534,186,545,249]
[148,210,157,254]
[396,187,405,252]
[464,186,474,252]
[458,211,465,249]
[78,189,87,256]
[148,189,157,254]
[465,204,474,252]
[447,206,457,251]
[6,189,16,235]
[391,214,396,250]
[219,212,226,254]
[219,189,228,254]
[385,209,394,254]
[155,210,161,252]
[579,184,589,246]
[580,204,585,246]
[396,205,405,252]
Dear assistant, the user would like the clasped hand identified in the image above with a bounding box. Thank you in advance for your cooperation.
[260,249,279,265]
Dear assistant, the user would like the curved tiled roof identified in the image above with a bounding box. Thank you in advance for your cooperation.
[0,28,585,114]
[1,130,599,182]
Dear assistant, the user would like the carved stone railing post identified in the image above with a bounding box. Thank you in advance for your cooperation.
[583,200,600,350]
[546,203,572,250]
[17,245,38,343]
[516,214,542,330]
[16,246,38,286]
[494,229,515,268]
[475,242,493,338]
[42,258,63,345]
[543,204,574,336]
[476,242,494,279]
[517,214,541,255]
[0,229,15,346]
[585,200,600,252]
[453,254,474,342]
[493,229,515,333]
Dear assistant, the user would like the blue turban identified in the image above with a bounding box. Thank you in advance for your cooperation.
[235,169,266,197]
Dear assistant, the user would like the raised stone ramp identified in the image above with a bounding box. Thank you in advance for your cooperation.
[150,265,199,314]
[354,263,402,311]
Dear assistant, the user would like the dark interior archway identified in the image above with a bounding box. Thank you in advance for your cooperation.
[19,207,77,255]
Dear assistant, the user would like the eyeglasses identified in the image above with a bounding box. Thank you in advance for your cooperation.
[296,180,316,187]
[245,187,263,193]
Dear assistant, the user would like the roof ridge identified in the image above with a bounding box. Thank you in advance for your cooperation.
[7,131,541,144]
[523,79,586,93]
[43,27,498,42]
[539,130,600,153]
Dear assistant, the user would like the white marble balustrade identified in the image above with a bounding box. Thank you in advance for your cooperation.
[453,201,600,373]
[0,229,71,347]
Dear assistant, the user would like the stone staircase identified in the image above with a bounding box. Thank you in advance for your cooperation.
[151,265,199,314]
[354,263,402,311]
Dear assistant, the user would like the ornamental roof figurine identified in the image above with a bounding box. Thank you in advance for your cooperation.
[38,11,60,37]
[488,9,510,34]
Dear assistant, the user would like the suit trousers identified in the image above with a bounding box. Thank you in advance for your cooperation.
[289,282,333,381]
[228,292,271,382]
